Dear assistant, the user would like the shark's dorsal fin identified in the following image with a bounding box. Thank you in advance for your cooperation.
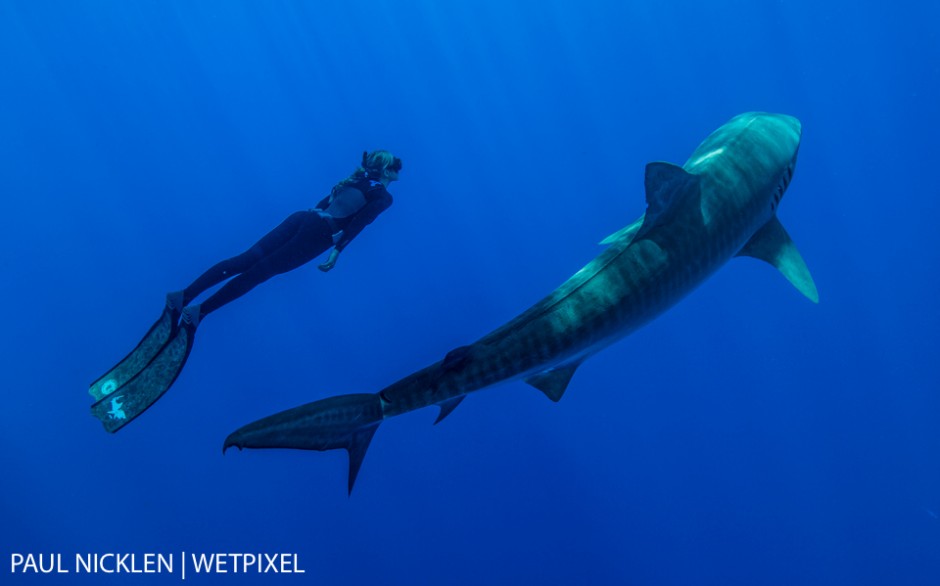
[736,216,819,303]
[525,361,582,402]
[346,423,379,495]
[637,162,702,239]
[434,395,466,425]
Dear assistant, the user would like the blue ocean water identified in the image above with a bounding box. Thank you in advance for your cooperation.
[1,0,938,584]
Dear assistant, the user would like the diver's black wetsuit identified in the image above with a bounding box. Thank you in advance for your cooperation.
[182,178,392,317]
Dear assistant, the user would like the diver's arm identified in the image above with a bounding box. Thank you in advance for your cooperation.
[331,191,392,252]
[313,194,331,211]
[318,248,340,272]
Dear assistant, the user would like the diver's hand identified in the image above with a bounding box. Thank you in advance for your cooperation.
[318,248,340,272]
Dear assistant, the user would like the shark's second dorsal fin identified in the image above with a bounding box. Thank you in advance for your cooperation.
[636,162,702,239]
[736,216,819,303]
[524,361,582,402]
[442,345,473,370]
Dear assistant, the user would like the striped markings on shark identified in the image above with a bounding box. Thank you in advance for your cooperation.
[223,112,818,494]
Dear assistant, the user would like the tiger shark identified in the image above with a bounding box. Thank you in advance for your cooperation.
[223,112,818,493]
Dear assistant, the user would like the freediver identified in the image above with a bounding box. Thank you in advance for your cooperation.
[89,150,401,431]
[167,149,401,328]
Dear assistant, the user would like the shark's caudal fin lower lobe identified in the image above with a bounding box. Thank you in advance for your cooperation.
[344,424,379,494]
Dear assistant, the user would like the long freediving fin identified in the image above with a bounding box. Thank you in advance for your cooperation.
[89,305,178,401]
[90,324,195,432]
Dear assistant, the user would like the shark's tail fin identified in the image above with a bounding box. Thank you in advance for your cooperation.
[223,393,383,495]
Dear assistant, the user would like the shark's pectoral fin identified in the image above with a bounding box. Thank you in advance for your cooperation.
[600,215,645,246]
[346,423,379,495]
[525,361,583,402]
[737,216,819,303]
[434,396,466,425]
[637,162,702,239]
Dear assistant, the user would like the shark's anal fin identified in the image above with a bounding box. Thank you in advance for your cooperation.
[346,424,380,495]
[524,361,582,402]
[737,216,819,303]
[434,396,466,425]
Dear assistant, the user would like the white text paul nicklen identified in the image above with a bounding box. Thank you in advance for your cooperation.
[10,553,305,575]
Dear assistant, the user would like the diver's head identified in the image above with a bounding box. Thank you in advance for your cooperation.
[361,150,402,183]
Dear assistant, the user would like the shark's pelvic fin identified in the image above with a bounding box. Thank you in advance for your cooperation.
[637,162,702,239]
[434,396,466,425]
[346,423,379,495]
[736,216,819,303]
[524,361,583,402]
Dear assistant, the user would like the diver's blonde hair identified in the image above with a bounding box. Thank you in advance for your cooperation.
[331,150,398,195]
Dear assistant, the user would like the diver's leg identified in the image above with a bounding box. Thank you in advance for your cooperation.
[177,211,307,305]
[191,213,333,321]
